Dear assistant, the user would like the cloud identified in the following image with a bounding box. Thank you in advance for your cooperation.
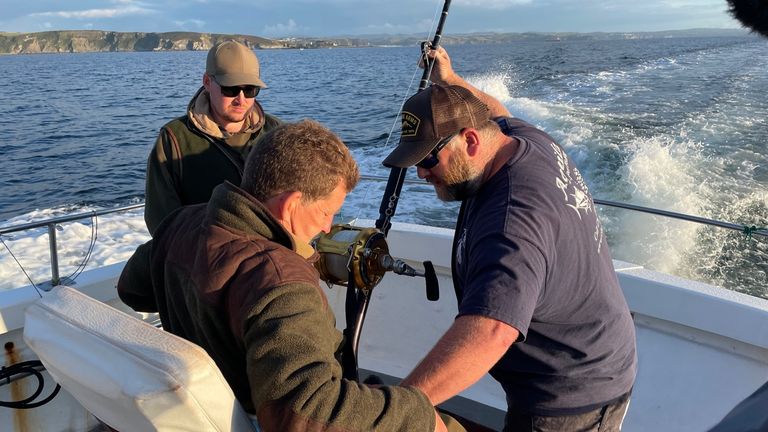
[365,19,434,34]
[263,19,300,36]
[29,5,153,20]
[453,0,533,9]
[0,0,741,36]
[661,0,727,8]
[174,19,206,30]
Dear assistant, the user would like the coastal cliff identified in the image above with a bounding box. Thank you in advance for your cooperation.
[0,30,370,54]
[0,28,750,55]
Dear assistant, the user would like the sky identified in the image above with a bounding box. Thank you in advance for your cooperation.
[0,0,745,38]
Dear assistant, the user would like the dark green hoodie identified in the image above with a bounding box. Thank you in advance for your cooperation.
[144,87,281,235]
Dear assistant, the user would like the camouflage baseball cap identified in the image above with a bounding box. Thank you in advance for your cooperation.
[206,40,267,88]
[383,84,490,168]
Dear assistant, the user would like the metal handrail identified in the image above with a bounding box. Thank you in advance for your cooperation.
[361,174,768,238]
[0,203,144,236]
[0,178,765,289]
[0,203,144,287]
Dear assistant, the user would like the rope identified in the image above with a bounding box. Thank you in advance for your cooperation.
[65,212,99,282]
[0,234,42,298]
[0,360,61,409]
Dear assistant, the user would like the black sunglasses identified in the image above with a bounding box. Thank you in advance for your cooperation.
[416,134,456,169]
[215,78,260,98]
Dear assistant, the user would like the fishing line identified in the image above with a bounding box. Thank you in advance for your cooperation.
[352,1,446,222]
[64,212,98,282]
[0,234,42,298]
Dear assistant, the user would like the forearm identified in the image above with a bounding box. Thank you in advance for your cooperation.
[402,315,518,406]
[439,74,511,118]
[427,46,511,118]
[116,240,157,312]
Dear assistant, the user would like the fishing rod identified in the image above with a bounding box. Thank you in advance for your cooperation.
[376,0,451,236]
[312,0,451,382]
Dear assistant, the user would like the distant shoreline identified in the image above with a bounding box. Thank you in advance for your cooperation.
[0,28,753,55]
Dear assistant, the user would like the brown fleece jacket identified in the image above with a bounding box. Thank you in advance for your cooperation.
[118,182,435,431]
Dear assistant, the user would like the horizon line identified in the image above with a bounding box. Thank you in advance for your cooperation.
[0,26,750,39]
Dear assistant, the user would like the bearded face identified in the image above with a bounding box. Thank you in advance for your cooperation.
[433,149,484,202]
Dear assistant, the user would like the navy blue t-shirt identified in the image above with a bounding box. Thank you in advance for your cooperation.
[452,118,637,416]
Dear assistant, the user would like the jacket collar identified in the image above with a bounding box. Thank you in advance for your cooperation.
[207,182,292,247]
[206,182,319,262]
[187,86,266,139]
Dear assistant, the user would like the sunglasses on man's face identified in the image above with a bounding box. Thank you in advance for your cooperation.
[416,134,456,169]
[215,79,260,98]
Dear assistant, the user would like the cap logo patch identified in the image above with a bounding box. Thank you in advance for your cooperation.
[401,111,420,137]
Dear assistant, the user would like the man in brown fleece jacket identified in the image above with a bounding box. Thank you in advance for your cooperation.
[118,120,457,431]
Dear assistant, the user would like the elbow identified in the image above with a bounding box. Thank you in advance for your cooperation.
[489,320,519,349]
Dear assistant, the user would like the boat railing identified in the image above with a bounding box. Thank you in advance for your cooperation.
[0,203,144,288]
[360,175,768,238]
[0,175,765,290]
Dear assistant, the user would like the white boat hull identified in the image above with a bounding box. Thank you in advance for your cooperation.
[1,222,766,431]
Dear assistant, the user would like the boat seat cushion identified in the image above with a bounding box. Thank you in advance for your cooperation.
[23,285,257,432]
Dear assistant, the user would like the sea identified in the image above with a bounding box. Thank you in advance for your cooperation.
[0,35,766,298]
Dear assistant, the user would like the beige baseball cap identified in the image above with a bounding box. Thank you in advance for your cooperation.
[206,40,267,88]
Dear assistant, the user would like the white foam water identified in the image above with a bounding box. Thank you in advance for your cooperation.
[0,38,765,297]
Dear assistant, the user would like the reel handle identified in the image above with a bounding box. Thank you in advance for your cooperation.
[378,255,439,301]
[423,261,439,301]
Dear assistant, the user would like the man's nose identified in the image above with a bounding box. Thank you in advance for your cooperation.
[321,222,332,234]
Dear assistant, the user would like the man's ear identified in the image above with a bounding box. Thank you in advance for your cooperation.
[463,128,482,158]
[264,191,303,223]
[202,73,212,90]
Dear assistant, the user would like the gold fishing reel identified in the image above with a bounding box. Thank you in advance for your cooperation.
[313,225,389,294]
[313,224,440,300]
[314,223,440,383]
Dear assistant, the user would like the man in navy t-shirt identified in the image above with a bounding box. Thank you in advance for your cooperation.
[384,47,637,431]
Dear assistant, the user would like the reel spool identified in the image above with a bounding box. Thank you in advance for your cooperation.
[313,224,439,300]
[313,225,388,294]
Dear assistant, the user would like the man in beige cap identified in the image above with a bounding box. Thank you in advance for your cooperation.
[144,40,281,235]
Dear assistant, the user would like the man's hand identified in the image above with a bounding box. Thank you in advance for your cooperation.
[418,44,457,86]
[417,44,511,118]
